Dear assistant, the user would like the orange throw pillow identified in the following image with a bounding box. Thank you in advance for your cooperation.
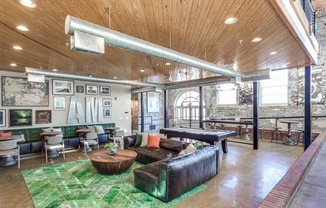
[0,132,12,137]
[147,134,161,148]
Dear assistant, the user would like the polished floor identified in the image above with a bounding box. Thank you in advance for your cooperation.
[0,139,304,208]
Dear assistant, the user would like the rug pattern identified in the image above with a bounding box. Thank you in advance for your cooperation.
[22,159,204,208]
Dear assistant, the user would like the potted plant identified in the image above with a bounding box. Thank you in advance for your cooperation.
[104,142,118,156]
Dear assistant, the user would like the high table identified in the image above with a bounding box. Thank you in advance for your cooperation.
[159,127,236,153]
[0,135,22,166]
[40,131,63,158]
[105,127,120,138]
[280,120,300,146]
[76,129,92,152]
[202,120,253,140]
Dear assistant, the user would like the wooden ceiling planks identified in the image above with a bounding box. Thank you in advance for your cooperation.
[0,0,319,83]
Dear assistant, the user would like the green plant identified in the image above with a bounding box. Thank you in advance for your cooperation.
[104,142,117,150]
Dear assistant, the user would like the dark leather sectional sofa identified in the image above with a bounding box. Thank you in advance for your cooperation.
[123,135,220,202]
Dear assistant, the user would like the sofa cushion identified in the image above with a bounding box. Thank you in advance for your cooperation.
[159,139,183,152]
[0,132,12,137]
[95,125,105,134]
[185,143,196,154]
[135,133,142,146]
[140,133,148,147]
[147,134,160,148]
[128,146,179,164]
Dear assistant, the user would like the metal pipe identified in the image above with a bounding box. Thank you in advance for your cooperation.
[65,15,270,81]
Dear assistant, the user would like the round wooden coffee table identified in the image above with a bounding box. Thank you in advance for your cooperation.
[89,150,137,175]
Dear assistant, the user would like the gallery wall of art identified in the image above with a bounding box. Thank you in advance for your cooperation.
[0,70,131,134]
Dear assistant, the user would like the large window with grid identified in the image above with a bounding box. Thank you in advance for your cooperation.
[260,69,288,105]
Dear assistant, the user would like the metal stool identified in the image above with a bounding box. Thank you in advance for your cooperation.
[271,127,282,143]
[236,125,243,138]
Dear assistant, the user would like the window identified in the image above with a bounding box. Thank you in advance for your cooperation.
[217,83,237,105]
[260,69,288,105]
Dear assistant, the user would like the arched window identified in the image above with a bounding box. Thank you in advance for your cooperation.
[174,90,205,127]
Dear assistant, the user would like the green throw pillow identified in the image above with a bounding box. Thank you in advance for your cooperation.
[135,133,142,146]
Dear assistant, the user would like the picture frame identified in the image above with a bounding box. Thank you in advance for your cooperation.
[100,86,111,95]
[102,98,112,107]
[52,80,74,95]
[103,108,111,118]
[2,76,49,107]
[76,85,84,93]
[147,92,160,112]
[35,110,52,124]
[9,109,32,127]
[0,109,5,127]
[86,85,98,95]
[54,97,66,111]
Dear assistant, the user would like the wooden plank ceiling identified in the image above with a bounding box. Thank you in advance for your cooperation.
[0,0,322,84]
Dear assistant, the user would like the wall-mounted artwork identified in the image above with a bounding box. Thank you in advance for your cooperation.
[103,98,112,107]
[86,85,98,95]
[147,92,160,112]
[0,109,5,127]
[76,85,84,93]
[52,80,74,95]
[298,71,323,104]
[54,97,66,111]
[1,76,49,106]
[35,110,52,124]
[100,86,111,95]
[104,108,111,118]
[9,109,32,127]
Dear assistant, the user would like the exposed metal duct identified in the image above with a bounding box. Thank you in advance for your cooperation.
[65,15,270,81]
[25,67,164,88]
[165,76,232,90]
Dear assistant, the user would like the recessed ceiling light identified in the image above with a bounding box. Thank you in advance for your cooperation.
[19,0,37,8]
[16,25,29,31]
[113,76,117,79]
[88,74,92,77]
[165,62,171,66]
[13,45,23,50]
[140,69,145,72]
[251,37,262,42]
[224,17,237,25]
[270,51,278,55]
[52,69,58,72]
[10,63,17,67]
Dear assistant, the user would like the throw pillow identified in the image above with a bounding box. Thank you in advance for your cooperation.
[0,131,12,137]
[52,128,62,132]
[147,134,160,148]
[135,133,142,146]
[140,133,149,147]
[94,125,105,134]
[178,150,186,157]
[185,143,196,154]
[42,128,52,132]
[87,126,96,132]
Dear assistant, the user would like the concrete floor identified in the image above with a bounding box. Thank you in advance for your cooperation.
[0,139,304,208]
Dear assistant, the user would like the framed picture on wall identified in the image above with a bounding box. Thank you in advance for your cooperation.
[103,108,111,118]
[103,98,112,107]
[35,110,52,124]
[52,80,74,95]
[0,109,5,127]
[86,85,98,95]
[76,85,84,93]
[100,86,111,95]
[54,97,66,111]
[9,109,32,127]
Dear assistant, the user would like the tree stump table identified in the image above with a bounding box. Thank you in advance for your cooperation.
[89,149,137,174]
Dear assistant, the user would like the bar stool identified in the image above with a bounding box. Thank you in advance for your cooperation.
[236,125,243,138]
[271,127,282,143]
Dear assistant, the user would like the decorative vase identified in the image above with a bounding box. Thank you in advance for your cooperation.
[107,143,118,156]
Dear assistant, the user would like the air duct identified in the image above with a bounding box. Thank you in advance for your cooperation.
[65,15,270,81]
[25,67,164,88]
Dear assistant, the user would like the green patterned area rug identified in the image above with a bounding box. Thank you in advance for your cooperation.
[22,159,205,208]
